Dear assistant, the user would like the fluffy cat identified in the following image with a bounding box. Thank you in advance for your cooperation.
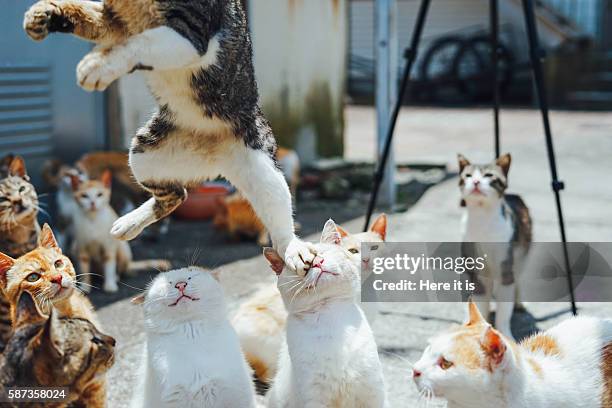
[413,301,612,408]
[0,156,40,352]
[233,215,388,383]
[130,267,257,408]
[458,153,531,339]
[69,171,170,293]
[24,0,315,274]
[0,291,115,408]
[0,224,98,327]
[265,220,387,408]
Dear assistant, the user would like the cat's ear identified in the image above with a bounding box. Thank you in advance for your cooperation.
[101,169,112,189]
[14,291,46,328]
[209,269,222,282]
[131,294,145,305]
[320,219,342,245]
[481,326,507,368]
[496,153,511,177]
[69,173,81,191]
[370,214,388,241]
[263,247,284,276]
[40,309,64,358]
[336,225,349,238]
[39,224,61,252]
[0,252,15,288]
[465,300,485,326]
[458,154,470,173]
[9,156,28,179]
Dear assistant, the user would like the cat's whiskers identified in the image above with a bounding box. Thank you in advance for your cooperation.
[278,278,301,288]
[117,280,147,292]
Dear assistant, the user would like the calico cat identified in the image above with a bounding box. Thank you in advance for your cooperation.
[69,171,170,293]
[130,267,257,408]
[458,153,531,339]
[24,0,315,274]
[413,301,612,408]
[265,220,387,408]
[0,291,115,408]
[233,214,388,383]
[0,156,40,352]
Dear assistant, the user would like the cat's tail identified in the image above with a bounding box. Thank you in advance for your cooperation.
[128,259,172,274]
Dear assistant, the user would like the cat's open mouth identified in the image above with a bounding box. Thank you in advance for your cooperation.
[313,269,339,287]
[169,294,200,307]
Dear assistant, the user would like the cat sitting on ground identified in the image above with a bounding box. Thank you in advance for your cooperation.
[413,300,612,408]
[130,267,257,408]
[69,170,170,293]
[0,291,115,408]
[265,219,387,408]
[458,153,531,339]
[0,156,41,352]
[233,214,387,383]
[24,0,316,275]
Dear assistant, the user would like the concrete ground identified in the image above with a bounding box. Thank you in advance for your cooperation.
[101,107,612,407]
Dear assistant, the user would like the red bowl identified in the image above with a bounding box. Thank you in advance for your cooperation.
[174,184,231,220]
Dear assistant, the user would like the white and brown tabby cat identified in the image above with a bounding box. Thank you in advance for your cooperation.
[458,153,531,340]
[413,301,612,408]
[233,215,387,383]
[70,171,170,293]
[24,0,316,275]
[0,156,40,352]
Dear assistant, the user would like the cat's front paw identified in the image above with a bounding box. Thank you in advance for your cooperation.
[284,238,317,277]
[77,49,130,92]
[111,205,155,241]
[23,1,71,41]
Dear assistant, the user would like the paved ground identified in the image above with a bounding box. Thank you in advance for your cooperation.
[100,107,612,407]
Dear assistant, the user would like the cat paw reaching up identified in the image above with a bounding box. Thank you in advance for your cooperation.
[23,1,67,41]
[283,238,317,277]
[77,47,132,92]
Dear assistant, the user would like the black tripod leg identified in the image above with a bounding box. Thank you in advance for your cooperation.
[490,0,501,158]
[364,0,432,231]
[521,0,577,315]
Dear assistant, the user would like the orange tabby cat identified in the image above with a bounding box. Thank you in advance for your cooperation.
[0,224,98,327]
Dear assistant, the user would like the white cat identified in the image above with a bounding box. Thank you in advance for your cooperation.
[265,220,387,408]
[413,301,612,408]
[131,267,257,408]
[232,215,388,383]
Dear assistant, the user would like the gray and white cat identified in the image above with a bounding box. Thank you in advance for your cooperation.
[458,153,532,340]
[24,0,315,274]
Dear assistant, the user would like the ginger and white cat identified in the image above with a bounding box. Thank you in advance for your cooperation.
[459,153,531,339]
[131,267,257,408]
[265,220,387,408]
[24,0,316,275]
[70,171,170,293]
[413,301,612,408]
[233,215,387,383]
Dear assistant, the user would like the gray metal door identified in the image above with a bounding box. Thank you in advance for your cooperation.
[0,0,106,185]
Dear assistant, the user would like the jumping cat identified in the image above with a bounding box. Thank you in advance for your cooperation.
[265,220,387,408]
[233,215,388,383]
[413,301,612,408]
[24,0,315,274]
[0,156,40,352]
[69,170,170,293]
[0,291,115,408]
[130,267,257,408]
[458,153,531,340]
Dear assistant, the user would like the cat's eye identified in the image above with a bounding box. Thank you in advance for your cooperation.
[348,248,359,254]
[483,173,494,178]
[0,197,8,203]
[464,174,472,178]
[18,186,26,193]
[54,259,64,269]
[26,273,41,282]
[96,192,103,198]
[438,357,453,370]
[188,277,192,280]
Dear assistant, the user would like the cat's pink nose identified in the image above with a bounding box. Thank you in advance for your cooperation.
[473,180,480,186]
[175,281,187,292]
[50,275,62,285]
[412,369,422,378]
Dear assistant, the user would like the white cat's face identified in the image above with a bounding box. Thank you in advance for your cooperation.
[140,267,225,325]
[270,220,361,312]
[72,170,112,213]
[458,154,511,208]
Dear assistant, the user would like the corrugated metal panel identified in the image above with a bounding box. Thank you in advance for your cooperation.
[0,64,54,158]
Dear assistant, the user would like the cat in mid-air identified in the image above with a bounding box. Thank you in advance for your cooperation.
[69,170,170,293]
[413,301,612,408]
[24,0,315,274]
[458,153,531,339]
[232,214,388,383]
[265,220,387,408]
[0,291,115,408]
[130,267,257,408]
